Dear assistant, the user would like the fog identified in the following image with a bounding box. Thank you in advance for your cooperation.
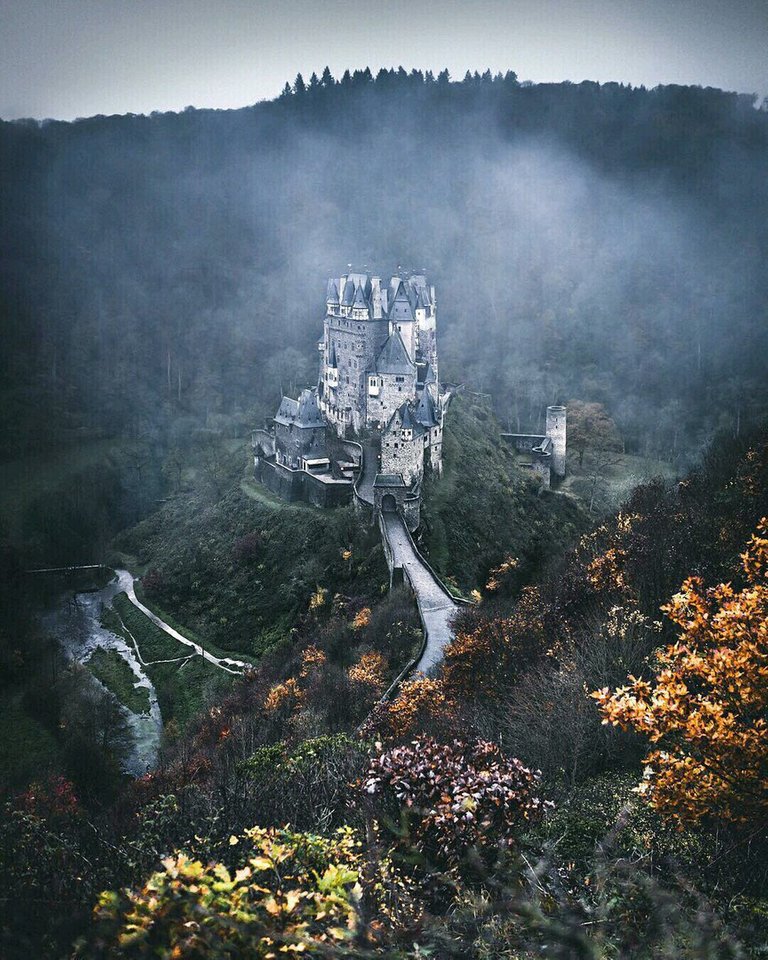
[2,72,767,469]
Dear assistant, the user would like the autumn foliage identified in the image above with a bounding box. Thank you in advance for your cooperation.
[90,827,364,958]
[593,519,768,826]
[442,586,545,700]
[364,738,548,868]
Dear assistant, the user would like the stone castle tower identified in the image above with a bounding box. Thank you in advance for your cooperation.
[317,273,439,437]
[546,405,567,479]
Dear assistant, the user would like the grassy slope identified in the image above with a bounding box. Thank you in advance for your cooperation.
[85,647,151,715]
[421,395,588,592]
[114,480,388,659]
[102,594,231,728]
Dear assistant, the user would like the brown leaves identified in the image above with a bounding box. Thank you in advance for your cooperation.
[364,737,549,868]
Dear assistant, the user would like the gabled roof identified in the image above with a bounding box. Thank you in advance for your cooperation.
[388,279,415,321]
[274,396,299,426]
[295,388,325,427]
[326,279,339,305]
[375,329,415,375]
[385,401,426,438]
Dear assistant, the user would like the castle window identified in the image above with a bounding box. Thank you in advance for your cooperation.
[395,376,405,383]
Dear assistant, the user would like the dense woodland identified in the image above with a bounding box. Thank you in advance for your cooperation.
[2,68,768,468]
[2,70,768,957]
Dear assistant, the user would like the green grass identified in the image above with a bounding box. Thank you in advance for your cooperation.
[422,396,588,592]
[86,647,151,715]
[102,594,234,728]
[0,693,61,790]
[132,581,255,665]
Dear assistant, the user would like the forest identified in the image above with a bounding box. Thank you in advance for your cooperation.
[1,68,768,957]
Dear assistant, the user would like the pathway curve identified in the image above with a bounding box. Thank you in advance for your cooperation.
[379,512,460,674]
[114,569,249,675]
[356,442,378,505]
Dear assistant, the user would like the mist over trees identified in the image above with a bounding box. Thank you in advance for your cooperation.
[1,68,767,465]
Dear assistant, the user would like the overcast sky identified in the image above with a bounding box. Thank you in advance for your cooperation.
[1,0,766,120]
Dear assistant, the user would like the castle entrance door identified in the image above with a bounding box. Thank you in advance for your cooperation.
[381,493,397,513]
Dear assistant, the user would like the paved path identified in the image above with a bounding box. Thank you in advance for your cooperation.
[114,569,249,675]
[380,512,460,674]
[356,442,378,505]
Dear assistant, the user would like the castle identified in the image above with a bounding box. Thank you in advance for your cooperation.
[253,271,445,510]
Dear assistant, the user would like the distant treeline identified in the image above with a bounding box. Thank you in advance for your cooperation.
[1,71,767,462]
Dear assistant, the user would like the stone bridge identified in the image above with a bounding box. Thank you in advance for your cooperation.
[379,506,465,675]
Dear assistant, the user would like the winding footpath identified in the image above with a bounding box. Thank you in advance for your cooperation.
[379,512,461,674]
[355,441,378,506]
[114,569,249,675]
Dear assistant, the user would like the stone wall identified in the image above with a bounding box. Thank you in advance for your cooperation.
[381,431,423,486]
[260,459,353,507]
[366,370,417,427]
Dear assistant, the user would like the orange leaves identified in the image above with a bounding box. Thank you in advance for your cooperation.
[348,651,387,694]
[593,519,768,827]
[442,586,545,700]
[351,607,372,630]
[299,644,326,677]
[369,676,457,740]
[264,678,303,715]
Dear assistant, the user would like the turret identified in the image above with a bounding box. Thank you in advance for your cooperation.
[546,405,567,479]
[371,277,382,319]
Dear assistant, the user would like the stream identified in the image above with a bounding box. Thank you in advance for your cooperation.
[43,573,162,776]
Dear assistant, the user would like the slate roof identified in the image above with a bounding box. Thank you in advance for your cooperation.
[341,279,356,306]
[386,401,426,437]
[415,388,439,428]
[295,388,325,427]
[274,389,325,428]
[375,329,415,375]
[352,283,369,309]
[326,279,339,305]
[388,280,414,321]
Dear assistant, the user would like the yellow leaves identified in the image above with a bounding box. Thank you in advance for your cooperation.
[341,548,352,561]
[351,607,371,630]
[299,644,326,677]
[264,678,303,714]
[309,586,328,610]
[591,520,768,827]
[348,651,387,693]
[485,555,519,593]
[96,826,365,955]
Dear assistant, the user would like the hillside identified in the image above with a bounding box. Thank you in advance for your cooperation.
[421,393,587,591]
[4,424,765,958]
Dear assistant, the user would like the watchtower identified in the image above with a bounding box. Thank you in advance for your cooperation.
[546,405,567,479]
